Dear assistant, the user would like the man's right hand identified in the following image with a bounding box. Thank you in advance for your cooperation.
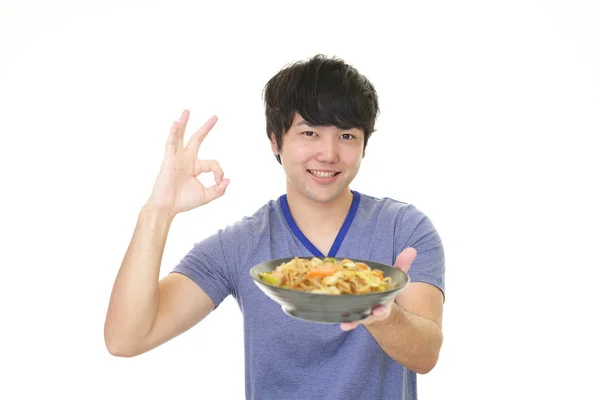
[146,110,229,216]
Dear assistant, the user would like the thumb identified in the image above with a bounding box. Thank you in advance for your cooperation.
[394,247,417,273]
[202,178,230,204]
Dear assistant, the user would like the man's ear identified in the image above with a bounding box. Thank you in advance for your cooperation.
[269,132,279,155]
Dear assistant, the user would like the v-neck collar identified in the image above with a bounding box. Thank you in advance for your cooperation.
[279,190,361,258]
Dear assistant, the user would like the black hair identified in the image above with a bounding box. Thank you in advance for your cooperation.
[263,54,380,164]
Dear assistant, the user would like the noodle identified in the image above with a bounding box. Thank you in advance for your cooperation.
[258,257,398,295]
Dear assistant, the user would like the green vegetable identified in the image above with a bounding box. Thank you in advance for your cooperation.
[259,273,281,285]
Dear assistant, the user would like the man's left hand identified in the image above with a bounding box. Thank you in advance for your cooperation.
[339,247,417,331]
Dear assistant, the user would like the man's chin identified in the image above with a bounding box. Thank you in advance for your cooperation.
[305,187,348,204]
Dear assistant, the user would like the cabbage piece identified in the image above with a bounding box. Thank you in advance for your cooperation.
[310,257,323,267]
[259,273,281,286]
[322,271,343,285]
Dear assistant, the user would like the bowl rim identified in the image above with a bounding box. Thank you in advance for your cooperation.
[249,257,411,298]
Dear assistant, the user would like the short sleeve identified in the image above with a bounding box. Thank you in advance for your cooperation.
[395,205,446,300]
[170,219,251,309]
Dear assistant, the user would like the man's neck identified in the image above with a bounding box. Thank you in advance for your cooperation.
[285,187,354,233]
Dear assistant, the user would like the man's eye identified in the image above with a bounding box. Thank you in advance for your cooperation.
[303,131,316,137]
[341,133,355,140]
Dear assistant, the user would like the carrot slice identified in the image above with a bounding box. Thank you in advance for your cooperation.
[355,262,370,270]
[308,266,337,278]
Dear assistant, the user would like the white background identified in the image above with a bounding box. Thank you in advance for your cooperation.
[1,0,599,399]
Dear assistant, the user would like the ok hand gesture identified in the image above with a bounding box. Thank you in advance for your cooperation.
[147,110,229,216]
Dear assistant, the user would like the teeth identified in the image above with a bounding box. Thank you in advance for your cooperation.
[310,170,337,178]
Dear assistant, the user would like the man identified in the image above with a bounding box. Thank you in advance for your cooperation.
[104,54,445,400]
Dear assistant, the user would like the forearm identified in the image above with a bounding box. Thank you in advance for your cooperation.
[365,303,443,374]
[104,205,174,354]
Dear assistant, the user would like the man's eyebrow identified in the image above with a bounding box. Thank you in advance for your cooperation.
[294,119,360,132]
[294,119,318,127]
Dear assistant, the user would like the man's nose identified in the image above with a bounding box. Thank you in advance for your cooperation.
[316,138,339,163]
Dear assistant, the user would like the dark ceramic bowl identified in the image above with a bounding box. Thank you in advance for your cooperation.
[249,257,410,324]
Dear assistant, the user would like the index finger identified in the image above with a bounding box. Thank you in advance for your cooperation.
[185,115,218,157]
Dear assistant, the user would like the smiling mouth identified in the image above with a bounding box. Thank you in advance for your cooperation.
[308,170,341,179]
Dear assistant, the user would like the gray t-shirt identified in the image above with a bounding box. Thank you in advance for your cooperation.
[172,191,445,400]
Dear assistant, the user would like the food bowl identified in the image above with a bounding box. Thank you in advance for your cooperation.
[249,257,410,324]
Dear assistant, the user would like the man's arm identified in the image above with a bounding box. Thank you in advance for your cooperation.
[104,206,215,357]
[365,282,444,374]
[104,110,229,357]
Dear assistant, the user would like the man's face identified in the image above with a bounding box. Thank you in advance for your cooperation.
[271,113,365,203]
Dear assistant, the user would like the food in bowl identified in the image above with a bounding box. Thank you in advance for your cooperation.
[258,257,399,295]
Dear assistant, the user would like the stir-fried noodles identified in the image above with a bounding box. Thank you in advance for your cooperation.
[258,257,398,295]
